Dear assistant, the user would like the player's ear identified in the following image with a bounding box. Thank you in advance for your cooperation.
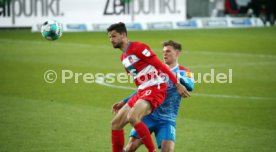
[122,32,127,38]
[175,50,181,57]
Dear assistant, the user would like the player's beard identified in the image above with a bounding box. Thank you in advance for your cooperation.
[113,42,122,49]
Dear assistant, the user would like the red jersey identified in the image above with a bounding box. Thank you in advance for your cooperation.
[120,42,177,90]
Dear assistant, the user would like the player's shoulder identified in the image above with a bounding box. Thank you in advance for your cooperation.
[178,65,193,79]
[178,65,192,72]
[131,41,150,48]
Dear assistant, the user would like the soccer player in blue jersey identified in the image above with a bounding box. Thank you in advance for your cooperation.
[112,40,194,152]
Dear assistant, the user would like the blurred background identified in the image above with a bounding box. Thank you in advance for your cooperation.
[188,0,275,25]
[1,0,275,30]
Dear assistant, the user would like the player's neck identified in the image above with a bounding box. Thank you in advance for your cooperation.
[120,41,130,52]
[167,62,178,69]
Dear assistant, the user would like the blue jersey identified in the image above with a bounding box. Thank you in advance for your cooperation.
[123,64,194,125]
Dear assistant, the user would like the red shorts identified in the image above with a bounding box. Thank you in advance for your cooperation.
[127,83,167,111]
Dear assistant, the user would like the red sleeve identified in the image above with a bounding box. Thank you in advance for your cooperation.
[147,56,177,84]
[135,43,178,84]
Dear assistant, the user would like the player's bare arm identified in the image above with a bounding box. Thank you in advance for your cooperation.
[175,82,190,98]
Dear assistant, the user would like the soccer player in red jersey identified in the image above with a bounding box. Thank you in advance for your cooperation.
[107,22,190,152]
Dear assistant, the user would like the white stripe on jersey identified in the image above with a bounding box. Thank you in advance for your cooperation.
[133,65,157,79]
[122,55,140,68]
[138,77,164,90]
[136,65,164,90]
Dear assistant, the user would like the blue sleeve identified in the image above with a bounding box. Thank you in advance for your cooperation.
[123,91,137,103]
[177,71,194,91]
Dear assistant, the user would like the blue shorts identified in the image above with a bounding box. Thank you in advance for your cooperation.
[129,115,176,149]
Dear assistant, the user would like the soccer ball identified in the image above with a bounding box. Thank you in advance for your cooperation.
[41,20,63,40]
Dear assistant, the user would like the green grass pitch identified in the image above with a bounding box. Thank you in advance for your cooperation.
[0,27,276,152]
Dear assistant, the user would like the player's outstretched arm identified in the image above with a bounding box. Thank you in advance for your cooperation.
[142,55,190,97]
[134,43,191,97]
[144,55,178,84]
[134,44,178,84]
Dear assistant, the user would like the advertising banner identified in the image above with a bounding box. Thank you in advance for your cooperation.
[0,0,187,27]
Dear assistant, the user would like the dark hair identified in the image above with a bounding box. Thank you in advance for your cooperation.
[162,40,182,52]
[107,22,127,36]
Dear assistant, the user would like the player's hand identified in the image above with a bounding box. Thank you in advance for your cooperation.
[112,101,126,115]
[175,82,191,98]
